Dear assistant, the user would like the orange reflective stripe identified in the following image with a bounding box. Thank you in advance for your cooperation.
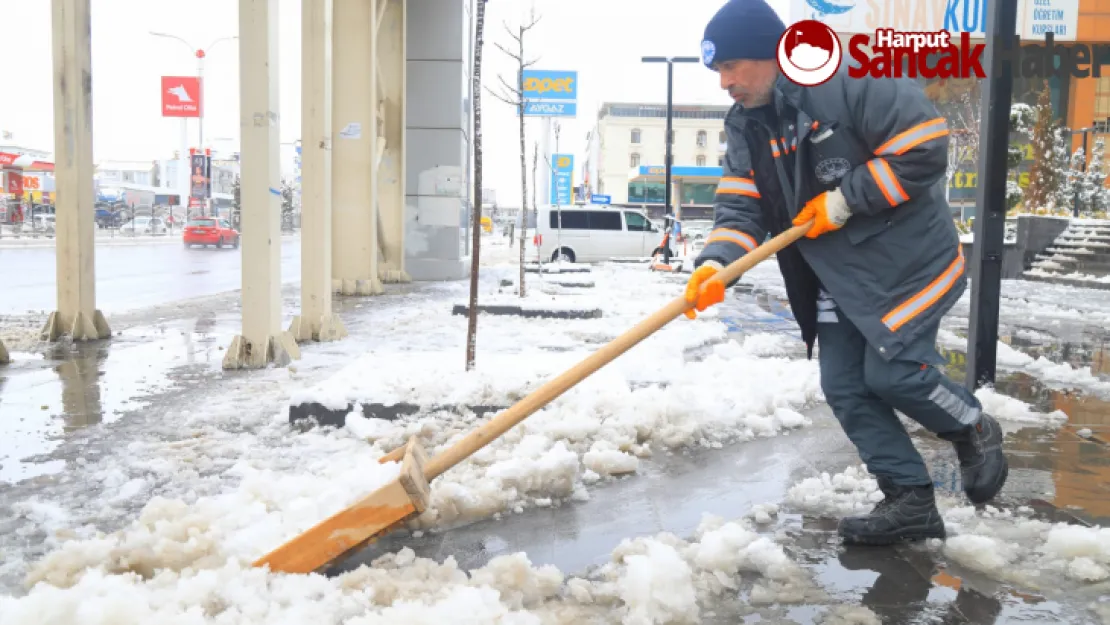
[882,246,965,332]
[716,177,760,198]
[706,228,756,252]
[876,118,949,156]
[867,158,909,207]
[769,140,781,158]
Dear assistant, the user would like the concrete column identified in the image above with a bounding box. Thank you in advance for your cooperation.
[42,0,110,343]
[223,0,300,369]
[376,0,409,283]
[0,340,8,365]
[290,0,347,343]
[403,0,471,281]
[331,0,383,296]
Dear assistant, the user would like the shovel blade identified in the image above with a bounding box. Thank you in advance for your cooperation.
[254,437,430,574]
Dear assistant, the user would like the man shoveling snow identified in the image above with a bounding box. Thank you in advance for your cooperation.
[684,0,1008,546]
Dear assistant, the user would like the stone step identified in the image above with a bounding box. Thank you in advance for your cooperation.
[1024,271,1110,291]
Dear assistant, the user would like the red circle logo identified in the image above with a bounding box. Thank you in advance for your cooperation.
[776,20,842,87]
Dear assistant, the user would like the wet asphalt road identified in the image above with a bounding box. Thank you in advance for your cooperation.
[0,238,301,315]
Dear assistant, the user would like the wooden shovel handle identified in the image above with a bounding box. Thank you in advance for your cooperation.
[383,222,813,480]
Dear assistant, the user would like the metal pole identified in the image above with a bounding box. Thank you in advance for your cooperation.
[965,0,1019,391]
[664,60,674,217]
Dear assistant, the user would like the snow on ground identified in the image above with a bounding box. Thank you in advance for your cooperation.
[937,327,1110,397]
[784,464,1110,594]
[326,338,819,531]
[4,236,1106,622]
[0,502,826,624]
[0,317,43,353]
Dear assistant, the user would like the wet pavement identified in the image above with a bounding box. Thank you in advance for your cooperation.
[0,257,1108,621]
[0,237,301,315]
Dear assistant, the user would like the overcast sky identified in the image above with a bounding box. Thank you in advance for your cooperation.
[0,0,791,202]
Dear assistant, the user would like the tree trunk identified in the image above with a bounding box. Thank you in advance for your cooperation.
[465,0,487,371]
[517,52,528,298]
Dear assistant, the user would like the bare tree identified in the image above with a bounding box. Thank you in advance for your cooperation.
[465,0,488,372]
[487,9,541,297]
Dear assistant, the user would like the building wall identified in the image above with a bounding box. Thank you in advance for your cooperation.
[592,109,727,204]
[1069,0,1110,151]
[404,0,471,281]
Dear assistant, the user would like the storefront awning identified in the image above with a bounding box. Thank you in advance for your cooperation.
[628,165,722,182]
[0,152,54,172]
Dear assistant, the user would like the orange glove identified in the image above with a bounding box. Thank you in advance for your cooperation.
[684,261,725,319]
[793,188,851,239]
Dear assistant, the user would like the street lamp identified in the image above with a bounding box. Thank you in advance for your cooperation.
[149,31,237,151]
[641,56,700,219]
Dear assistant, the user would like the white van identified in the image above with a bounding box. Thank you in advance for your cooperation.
[535,206,667,263]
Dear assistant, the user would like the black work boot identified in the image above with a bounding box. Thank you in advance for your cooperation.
[937,413,1008,505]
[838,479,946,546]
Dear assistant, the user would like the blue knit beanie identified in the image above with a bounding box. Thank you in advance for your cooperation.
[701,0,787,69]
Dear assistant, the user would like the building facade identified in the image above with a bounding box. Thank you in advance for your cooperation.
[583,102,731,209]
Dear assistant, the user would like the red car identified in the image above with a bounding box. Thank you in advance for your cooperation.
[183,217,240,249]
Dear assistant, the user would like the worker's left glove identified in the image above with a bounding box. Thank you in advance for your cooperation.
[793,188,851,239]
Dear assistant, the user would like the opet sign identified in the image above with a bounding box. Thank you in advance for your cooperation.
[521,70,577,117]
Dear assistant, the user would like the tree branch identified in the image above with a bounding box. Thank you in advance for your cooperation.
[503,21,521,43]
[484,84,519,107]
[523,56,541,69]
[497,75,520,97]
[493,41,521,61]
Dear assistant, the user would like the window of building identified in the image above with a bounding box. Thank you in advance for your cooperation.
[1097,48,1110,120]
[696,155,706,166]
[627,181,666,204]
[682,183,718,205]
[630,153,640,168]
[718,130,726,144]
[718,157,725,167]
[624,211,651,231]
[696,130,707,147]
[631,128,641,144]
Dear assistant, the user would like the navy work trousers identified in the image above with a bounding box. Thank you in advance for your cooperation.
[816,290,982,486]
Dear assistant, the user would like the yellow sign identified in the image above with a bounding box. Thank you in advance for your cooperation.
[556,156,571,168]
[523,76,574,95]
[647,166,665,175]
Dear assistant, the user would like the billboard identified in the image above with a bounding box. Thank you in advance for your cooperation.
[550,154,573,205]
[189,152,210,206]
[162,76,202,117]
[789,0,1078,41]
[521,70,577,118]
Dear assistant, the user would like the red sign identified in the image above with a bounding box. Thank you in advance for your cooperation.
[7,172,23,196]
[161,76,202,118]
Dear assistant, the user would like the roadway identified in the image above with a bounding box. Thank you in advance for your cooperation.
[0,238,301,315]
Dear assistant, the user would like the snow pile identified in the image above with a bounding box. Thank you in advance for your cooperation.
[783,465,884,518]
[1,505,817,624]
[782,465,1110,593]
[336,341,818,529]
[974,387,1068,424]
[20,452,401,590]
[943,505,1110,590]
[936,329,1110,396]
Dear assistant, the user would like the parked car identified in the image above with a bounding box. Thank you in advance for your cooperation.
[32,214,56,236]
[183,217,240,249]
[119,216,168,236]
[534,206,662,263]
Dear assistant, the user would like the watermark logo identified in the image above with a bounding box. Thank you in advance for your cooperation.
[845,31,1109,80]
[777,20,843,87]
